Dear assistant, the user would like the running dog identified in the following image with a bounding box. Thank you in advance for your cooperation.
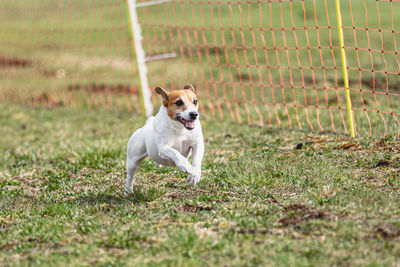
[125,84,204,194]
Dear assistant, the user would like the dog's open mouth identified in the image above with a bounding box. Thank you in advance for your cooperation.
[177,116,195,130]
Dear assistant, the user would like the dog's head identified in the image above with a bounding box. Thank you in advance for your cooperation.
[155,84,199,130]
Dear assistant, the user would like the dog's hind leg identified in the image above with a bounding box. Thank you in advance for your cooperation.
[125,154,146,195]
[125,131,148,195]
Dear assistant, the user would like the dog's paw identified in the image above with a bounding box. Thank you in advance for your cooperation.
[124,189,131,197]
[188,169,201,186]
[176,161,193,174]
[155,163,163,169]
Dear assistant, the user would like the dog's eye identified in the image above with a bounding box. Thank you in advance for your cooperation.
[175,100,184,106]
[193,99,198,105]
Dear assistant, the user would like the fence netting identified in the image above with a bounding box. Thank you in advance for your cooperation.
[1,0,399,139]
[0,0,143,112]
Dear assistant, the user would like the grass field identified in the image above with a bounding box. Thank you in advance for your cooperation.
[1,103,399,266]
[1,1,400,264]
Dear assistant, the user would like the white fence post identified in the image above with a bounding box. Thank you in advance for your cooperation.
[127,0,153,117]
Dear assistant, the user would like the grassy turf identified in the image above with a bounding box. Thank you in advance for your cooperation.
[0,103,399,266]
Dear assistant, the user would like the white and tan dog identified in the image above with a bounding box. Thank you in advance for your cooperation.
[125,84,204,194]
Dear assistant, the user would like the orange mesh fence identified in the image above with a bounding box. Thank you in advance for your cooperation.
[0,0,142,112]
[341,0,400,138]
[1,0,399,139]
[138,0,400,139]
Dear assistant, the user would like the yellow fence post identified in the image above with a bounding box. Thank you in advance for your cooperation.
[335,0,356,137]
[126,0,153,118]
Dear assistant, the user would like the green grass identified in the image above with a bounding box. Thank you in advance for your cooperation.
[0,103,399,266]
[0,1,400,264]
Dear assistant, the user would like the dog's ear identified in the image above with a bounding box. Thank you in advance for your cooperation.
[183,84,195,92]
[155,86,170,106]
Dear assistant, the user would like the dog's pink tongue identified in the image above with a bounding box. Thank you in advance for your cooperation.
[186,121,195,129]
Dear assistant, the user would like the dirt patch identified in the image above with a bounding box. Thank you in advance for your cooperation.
[294,136,328,150]
[304,76,321,85]
[304,136,328,143]
[371,140,400,152]
[165,186,232,202]
[236,228,269,235]
[31,93,63,107]
[0,241,19,251]
[338,143,359,150]
[235,72,250,81]
[375,160,392,168]
[279,204,337,226]
[196,46,225,56]
[178,204,213,213]
[336,77,400,92]
[373,226,400,239]
[57,54,133,71]
[166,190,204,200]
[361,77,400,92]
[0,56,32,68]
[361,176,383,185]
[29,83,139,107]
[303,136,328,146]
[67,84,138,96]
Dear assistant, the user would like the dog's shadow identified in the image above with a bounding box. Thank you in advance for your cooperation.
[75,192,126,205]
[74,186,164,205]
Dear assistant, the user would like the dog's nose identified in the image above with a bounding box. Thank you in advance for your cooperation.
[189,111,198,120]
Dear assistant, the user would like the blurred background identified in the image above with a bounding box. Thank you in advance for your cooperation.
[0,0,399,138]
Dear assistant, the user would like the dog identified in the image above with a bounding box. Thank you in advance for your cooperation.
[125,84,204,194]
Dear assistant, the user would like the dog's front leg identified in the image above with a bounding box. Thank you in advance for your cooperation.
[188,140,204,186]
[159,145,193,174]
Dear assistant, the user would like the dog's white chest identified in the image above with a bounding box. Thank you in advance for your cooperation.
[147,135,192,167]
[170,142,184,155]
[168,138,192,156]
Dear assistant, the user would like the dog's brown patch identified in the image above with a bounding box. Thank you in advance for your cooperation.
[155,85,199,121]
